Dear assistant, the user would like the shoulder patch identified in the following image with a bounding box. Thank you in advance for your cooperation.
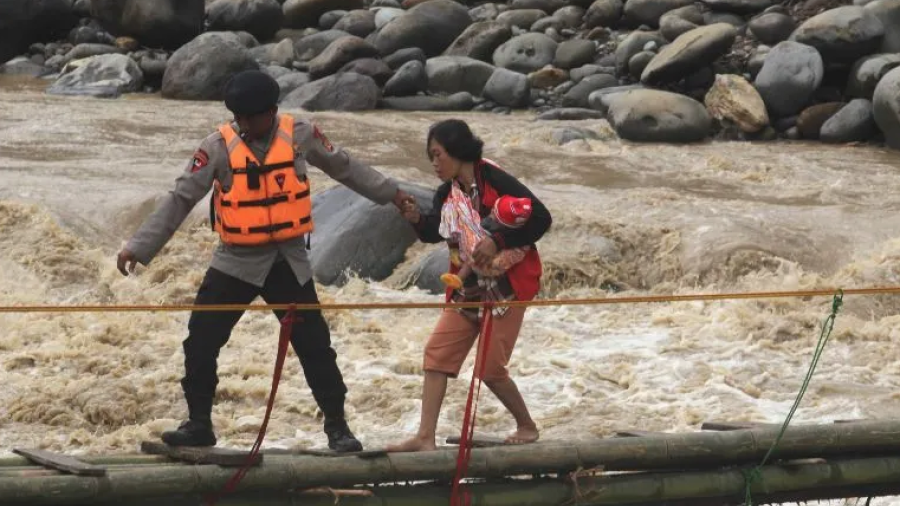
[190,149,209,172]
[312,124,335,153]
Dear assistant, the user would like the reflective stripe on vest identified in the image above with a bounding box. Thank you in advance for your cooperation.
[213,115,314,246]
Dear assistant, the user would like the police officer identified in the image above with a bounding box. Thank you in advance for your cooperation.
[116,70,413,451]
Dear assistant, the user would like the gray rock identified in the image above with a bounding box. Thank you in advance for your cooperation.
[554,39,597,69]
[585,0,624,28]
[748,12,795,45]
[629,50,655,79]
[511,0,565,10]
[615,30,667,74]
[623,0,694,27]
[48,53,142,97]
[276,71,311,99]
[703,11,746,27]
[660,14,699,41]
[606,89,711,142]
[425,55,496,95]
[483,67,531,107]
[641,23,738,85]
[374,7,405,30]
[496,9,548,29]
[753,40,824,118]
[263,64,293,80]
[409,248,450,295]
[62,43,123,66]
[554,6,587,28]
[372,0,401,7]
[162,32,258,100]
[383,59,427,96]
[0,56,47,76]
[283,0,364,28]
[90,0,203,49]
[789,6,885,66]
[587,84,646,113]
[206,0,284,41]
[381,92,475,110]
[249,39,295,67]
[865,0,900,53]
[563,72,618,107]
[552,126,600,145]
[281,71,380,110]
[333,9,376,38]
[571,64,605,82]
[338,57,393,86]
[374,0,472,57]
[701,0,772,13]
[820,98,877,142]
[873,65,900,148]
[493,32,558,73]
[294,29,350,61]
[747,44,769,78]
[535,107,607,119]
[384,47,426,69]
[470,3,503,22]
[310,182,435,286]
[846,53,900,99]
[308,35,378,79]
[319,10,347,30]
[444,21,512,63]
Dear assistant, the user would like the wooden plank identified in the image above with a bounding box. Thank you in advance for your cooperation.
[446,435,508,448]
[139,441,261,467]
[700,421,779,431]
[11,448,106,476]
[266,448,388,459]
[614,430,670,438]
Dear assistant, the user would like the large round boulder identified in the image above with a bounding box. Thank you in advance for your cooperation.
[789,5,884,67]
[373,0,473,57]
[873,66,900,148]
[640,23,737,85]
[281,72,381,110]
[753,40,824,118]
[161,32,259,100]
[90,0,204,49]
[492,33,559,73]
[607,89,712,142]
[206,0,284,42]
[310,183,435,286]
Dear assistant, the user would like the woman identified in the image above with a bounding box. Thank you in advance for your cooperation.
[387,119,552,452]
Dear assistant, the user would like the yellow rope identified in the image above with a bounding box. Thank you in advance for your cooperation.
[1,285,899,313]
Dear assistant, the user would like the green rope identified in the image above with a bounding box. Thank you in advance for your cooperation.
[742,289,844,506]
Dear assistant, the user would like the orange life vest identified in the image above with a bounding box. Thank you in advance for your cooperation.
[212,115,314,246]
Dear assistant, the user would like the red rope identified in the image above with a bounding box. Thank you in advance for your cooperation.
[205,304,297,506]
[450,304,494,506]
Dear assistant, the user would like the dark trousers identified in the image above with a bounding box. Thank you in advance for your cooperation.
[181,261,347,427]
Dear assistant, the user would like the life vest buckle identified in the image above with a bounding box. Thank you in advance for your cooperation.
[245,157,261,190]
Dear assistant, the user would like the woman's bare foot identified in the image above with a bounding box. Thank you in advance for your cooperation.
[385,435,437,453]
[505,425,539,445]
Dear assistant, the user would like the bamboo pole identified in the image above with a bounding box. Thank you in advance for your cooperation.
[4,456,900,506]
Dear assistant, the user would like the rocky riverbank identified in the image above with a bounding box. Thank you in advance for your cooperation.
[2,0,900,147]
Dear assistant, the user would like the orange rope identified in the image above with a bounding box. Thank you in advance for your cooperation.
[0,286,899,313]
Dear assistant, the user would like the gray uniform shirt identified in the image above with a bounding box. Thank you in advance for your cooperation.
[126,114,399,287]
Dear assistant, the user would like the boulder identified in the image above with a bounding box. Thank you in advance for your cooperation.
[606,89,712,142]
[162,32,259,100]
[281,71,380,110]
[374,0,472,57]
[753,40,824,117]
[703,73,769,132]
[90,0,204,49]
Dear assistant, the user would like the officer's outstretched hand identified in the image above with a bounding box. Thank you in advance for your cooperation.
[116,249,138,276]
[392,189,414,209]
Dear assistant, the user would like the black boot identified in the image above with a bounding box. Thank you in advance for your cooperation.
[325,418,363,453]
[161,419,217,447]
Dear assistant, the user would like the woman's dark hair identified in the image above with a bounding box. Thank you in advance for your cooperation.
[426,119,484,162]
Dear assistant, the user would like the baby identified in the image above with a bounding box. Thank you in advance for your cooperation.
[441,195,533,290]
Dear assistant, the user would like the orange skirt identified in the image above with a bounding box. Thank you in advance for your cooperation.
[422,307,526,381]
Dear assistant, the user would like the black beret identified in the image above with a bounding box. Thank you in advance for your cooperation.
[224,70,280,116]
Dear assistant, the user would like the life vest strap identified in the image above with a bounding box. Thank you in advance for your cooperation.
[221,190,310,208]
[232,160,295,175]
[222,216,311,235]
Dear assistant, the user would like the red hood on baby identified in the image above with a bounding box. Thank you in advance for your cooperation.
[491,196,532,229]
